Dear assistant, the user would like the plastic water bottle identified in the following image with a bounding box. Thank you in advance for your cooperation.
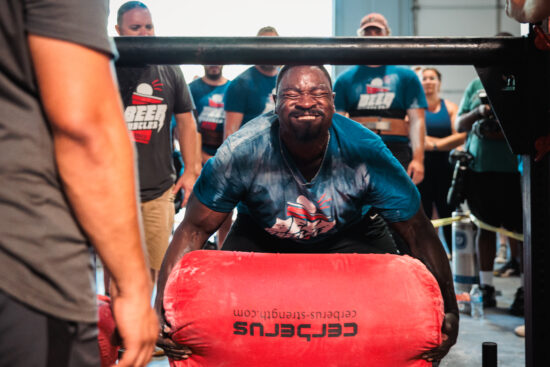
[470,284,484,319]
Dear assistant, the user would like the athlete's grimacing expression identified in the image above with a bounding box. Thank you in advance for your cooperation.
[275,66,335,142]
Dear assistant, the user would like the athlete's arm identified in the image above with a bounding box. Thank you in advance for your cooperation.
[406,108,426,184]
[390,207,459,363]
[174,112,200,207]
[28,34,158,367]
[224,111,244,139]
[155,194,230,359]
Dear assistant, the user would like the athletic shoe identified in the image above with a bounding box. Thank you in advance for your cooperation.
[495,244,507,264]
[494,258,520,277]
[509,286,524,316]
[514,325,525,337]
[480,284,497,308]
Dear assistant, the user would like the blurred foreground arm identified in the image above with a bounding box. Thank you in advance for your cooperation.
[28,34,158,367]
[506,0,550,23]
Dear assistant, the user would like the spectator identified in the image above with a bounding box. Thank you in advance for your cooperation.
[224,26,279,139]
[114,1,199,285]
[456,43,524,313]
[189,65,232,247]
[334,13,427,185]
[417,67,466,253]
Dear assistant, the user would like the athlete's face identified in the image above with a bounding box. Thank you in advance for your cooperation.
[204,65,223,80]
[421,69,441,95]
[116,8,155,36]
[275,66,335,142]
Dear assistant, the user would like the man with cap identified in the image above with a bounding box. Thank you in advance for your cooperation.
[334,13,427,185]
[223,26,280,139]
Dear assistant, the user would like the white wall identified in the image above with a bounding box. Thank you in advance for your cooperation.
[108,0,333,82]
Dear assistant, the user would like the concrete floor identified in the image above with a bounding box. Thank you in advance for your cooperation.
[96,258,525,367]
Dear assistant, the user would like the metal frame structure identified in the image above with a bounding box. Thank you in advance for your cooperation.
[115,32,549,366]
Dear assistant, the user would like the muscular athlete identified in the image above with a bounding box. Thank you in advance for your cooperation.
[155,65,458,364]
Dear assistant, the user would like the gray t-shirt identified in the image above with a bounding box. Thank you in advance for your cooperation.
[0,0,114,322]
[117,65,195,202]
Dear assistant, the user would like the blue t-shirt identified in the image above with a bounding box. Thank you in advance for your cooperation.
[194,112,420,244]
[333,65,427,143]
[224,66,277,127]
[189,78,230,156]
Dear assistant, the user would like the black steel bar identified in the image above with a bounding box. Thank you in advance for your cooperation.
[114,36,525,66]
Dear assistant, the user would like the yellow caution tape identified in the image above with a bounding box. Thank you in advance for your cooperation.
[430,216,466,228]
[430,213,524,241]
[469,213,524,242]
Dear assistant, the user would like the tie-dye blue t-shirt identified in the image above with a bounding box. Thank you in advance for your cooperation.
[194,112,420,243]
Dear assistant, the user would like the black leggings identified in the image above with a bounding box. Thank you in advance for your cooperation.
[417,151,454,248]
[222,212,399,254]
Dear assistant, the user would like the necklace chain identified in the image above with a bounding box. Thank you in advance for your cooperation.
[278,131,331,187]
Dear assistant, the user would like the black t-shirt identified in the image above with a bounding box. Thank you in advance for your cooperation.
[117,65,195,202]
[0,0,114,322]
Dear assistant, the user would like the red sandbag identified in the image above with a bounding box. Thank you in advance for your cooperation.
[97,295,120,367]
[164,251,444,367]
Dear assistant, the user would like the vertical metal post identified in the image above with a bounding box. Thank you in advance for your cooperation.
[482,342,498,367]
[521,155,550,367]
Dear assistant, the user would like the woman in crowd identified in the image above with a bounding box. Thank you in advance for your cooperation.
[417,67,466,253]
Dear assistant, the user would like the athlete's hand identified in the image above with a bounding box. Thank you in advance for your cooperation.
[154,290,193,360]
[173,169,197,207]
[407,159,424,185]
[156,324,193,361]
[417,312,459,363]
[112,292,159,367]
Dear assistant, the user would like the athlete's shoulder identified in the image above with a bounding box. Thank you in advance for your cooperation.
[224,111,276,152]
[331,113,384,145]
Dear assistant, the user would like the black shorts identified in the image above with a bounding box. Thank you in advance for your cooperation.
[222,212,399,254]
[384,141,412,170]
[0,290,99,367]
[465,170,523,233]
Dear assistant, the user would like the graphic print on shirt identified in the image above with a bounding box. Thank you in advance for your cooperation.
[199,93,225,130]
[265,194,336,240]
[357,76,396,110]
[262,88,276,113]
[124,80,168,144]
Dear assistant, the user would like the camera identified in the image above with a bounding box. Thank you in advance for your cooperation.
[473,91,501,138]
[447,149,474,209]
